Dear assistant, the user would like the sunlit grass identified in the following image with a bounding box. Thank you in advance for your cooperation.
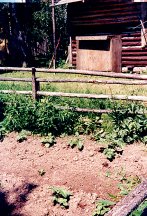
[0,71,147,96]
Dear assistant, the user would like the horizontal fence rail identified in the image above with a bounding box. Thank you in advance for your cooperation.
[1,77,147,85]
[0,90,147,102]
[0,67,147,108]
[0,66,147,80]
[106,180,147,216]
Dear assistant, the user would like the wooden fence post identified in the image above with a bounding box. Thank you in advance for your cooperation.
[32,67,39,100]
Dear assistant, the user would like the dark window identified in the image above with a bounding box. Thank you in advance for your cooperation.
[79,40,110,51]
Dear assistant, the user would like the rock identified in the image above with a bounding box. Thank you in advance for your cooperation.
[73,157,78,161]
[89,152,95,157]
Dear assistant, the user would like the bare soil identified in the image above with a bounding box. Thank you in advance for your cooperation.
[0,132,147,216]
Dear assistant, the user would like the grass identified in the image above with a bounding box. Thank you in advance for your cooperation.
[0,70,147,110]
[0,71,147,96]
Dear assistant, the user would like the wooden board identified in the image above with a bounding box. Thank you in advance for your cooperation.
[77,49,112,71]
[76,36,122,72]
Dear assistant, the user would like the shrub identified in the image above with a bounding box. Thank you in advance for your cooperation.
[49,186,72,208]
[93,199,115,216]
[110,103,147,144]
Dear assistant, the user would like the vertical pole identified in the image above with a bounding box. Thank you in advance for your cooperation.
[52,0,56,69]
[32,67,37,100]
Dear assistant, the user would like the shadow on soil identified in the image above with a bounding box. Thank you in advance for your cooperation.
[142,208,147,216]
[0,183,38,216]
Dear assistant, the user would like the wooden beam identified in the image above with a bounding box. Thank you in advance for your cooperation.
[37,91,147,102]
[37,78,147,85]
[106,180,147,216]
[0,77,32,82]
[1,67,147,80]
[51,0,56,69]
[0,90,147,101]
[76,36,108,40]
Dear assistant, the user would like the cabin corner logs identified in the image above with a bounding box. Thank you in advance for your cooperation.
[68,0,147,72]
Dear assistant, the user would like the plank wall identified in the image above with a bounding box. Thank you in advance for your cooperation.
[68,0,147,68]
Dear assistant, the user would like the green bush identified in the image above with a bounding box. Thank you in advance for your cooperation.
[110,103,147,144]
[0,95,100,136]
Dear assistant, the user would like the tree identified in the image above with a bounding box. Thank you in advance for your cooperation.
[0,2,68,67]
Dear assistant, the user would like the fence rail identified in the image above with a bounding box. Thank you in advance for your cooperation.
[0,67,147,80]
[106,180,147,216]
[0,67,147,108]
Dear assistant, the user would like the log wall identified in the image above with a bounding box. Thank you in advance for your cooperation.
[68,0,147,69]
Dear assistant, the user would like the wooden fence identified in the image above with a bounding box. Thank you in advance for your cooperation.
[0,67,147,214]
[106,180,147,216]
[0,67,147,113]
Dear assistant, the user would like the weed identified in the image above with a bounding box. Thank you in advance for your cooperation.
[75,115,102,135]
[16,130,31,143]
[110,103,147,144]
[38,169,46,176]
[102,139,125,161]
[49,186,72,208]
[129,199,147,216]
[105,171,111,178]
[93,199,115,216]
[68,135,84,151]
[118,175,141,196]
[41,133,56,148]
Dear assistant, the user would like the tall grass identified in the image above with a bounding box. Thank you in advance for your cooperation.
[0,71,147,111]
[0,71,147,96]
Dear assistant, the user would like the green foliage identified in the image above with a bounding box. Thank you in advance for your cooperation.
[41,133,56,148]
[1,95,37,132]
[103,147,116,161]
[31,2,68,66]
[49,186,72,208]
[103,139,124,161]
[0,95,79,136]
[118,175,141,196]
[68,135,84,151]
[129,199,147,216]
[98,103,147,161]
[75,115,102,135]
[110,103,147,144]
[38,169,46,176]
[93,199,115,216]
[16,130,30,143]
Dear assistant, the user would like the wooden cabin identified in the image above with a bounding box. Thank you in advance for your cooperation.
[55,0,147,72]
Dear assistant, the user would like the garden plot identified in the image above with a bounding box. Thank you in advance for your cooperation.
[0,133,146,216]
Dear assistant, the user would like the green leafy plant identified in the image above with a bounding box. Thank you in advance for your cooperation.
[75,115,102,135]
[41,133,56,148]
[118,175,141,196]
[101,139,124,161]
[49,186,72,208]
[38,169,46,176]
[129,199,147,216]
[16,130,31,143]
[110,103,147,144]
[68,135,84,151]
[93,199,115,216]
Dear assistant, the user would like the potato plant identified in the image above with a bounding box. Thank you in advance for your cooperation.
[49,186,72,208]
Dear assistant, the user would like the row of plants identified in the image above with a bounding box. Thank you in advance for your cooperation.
[0,94,147,161]
[0,94,147,215]
[43,184,147,216]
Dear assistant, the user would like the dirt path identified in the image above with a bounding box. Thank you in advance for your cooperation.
[0,133,147,216]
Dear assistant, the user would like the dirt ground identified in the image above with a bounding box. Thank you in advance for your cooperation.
[0,132,147,216]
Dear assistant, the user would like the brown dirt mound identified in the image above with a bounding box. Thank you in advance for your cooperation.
[0,132,147,216]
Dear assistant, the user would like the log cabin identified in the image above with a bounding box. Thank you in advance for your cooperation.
[55,0,147,72]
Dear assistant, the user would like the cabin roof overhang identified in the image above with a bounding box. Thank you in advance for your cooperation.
[53,0,84,6]
[53,0,147,6]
